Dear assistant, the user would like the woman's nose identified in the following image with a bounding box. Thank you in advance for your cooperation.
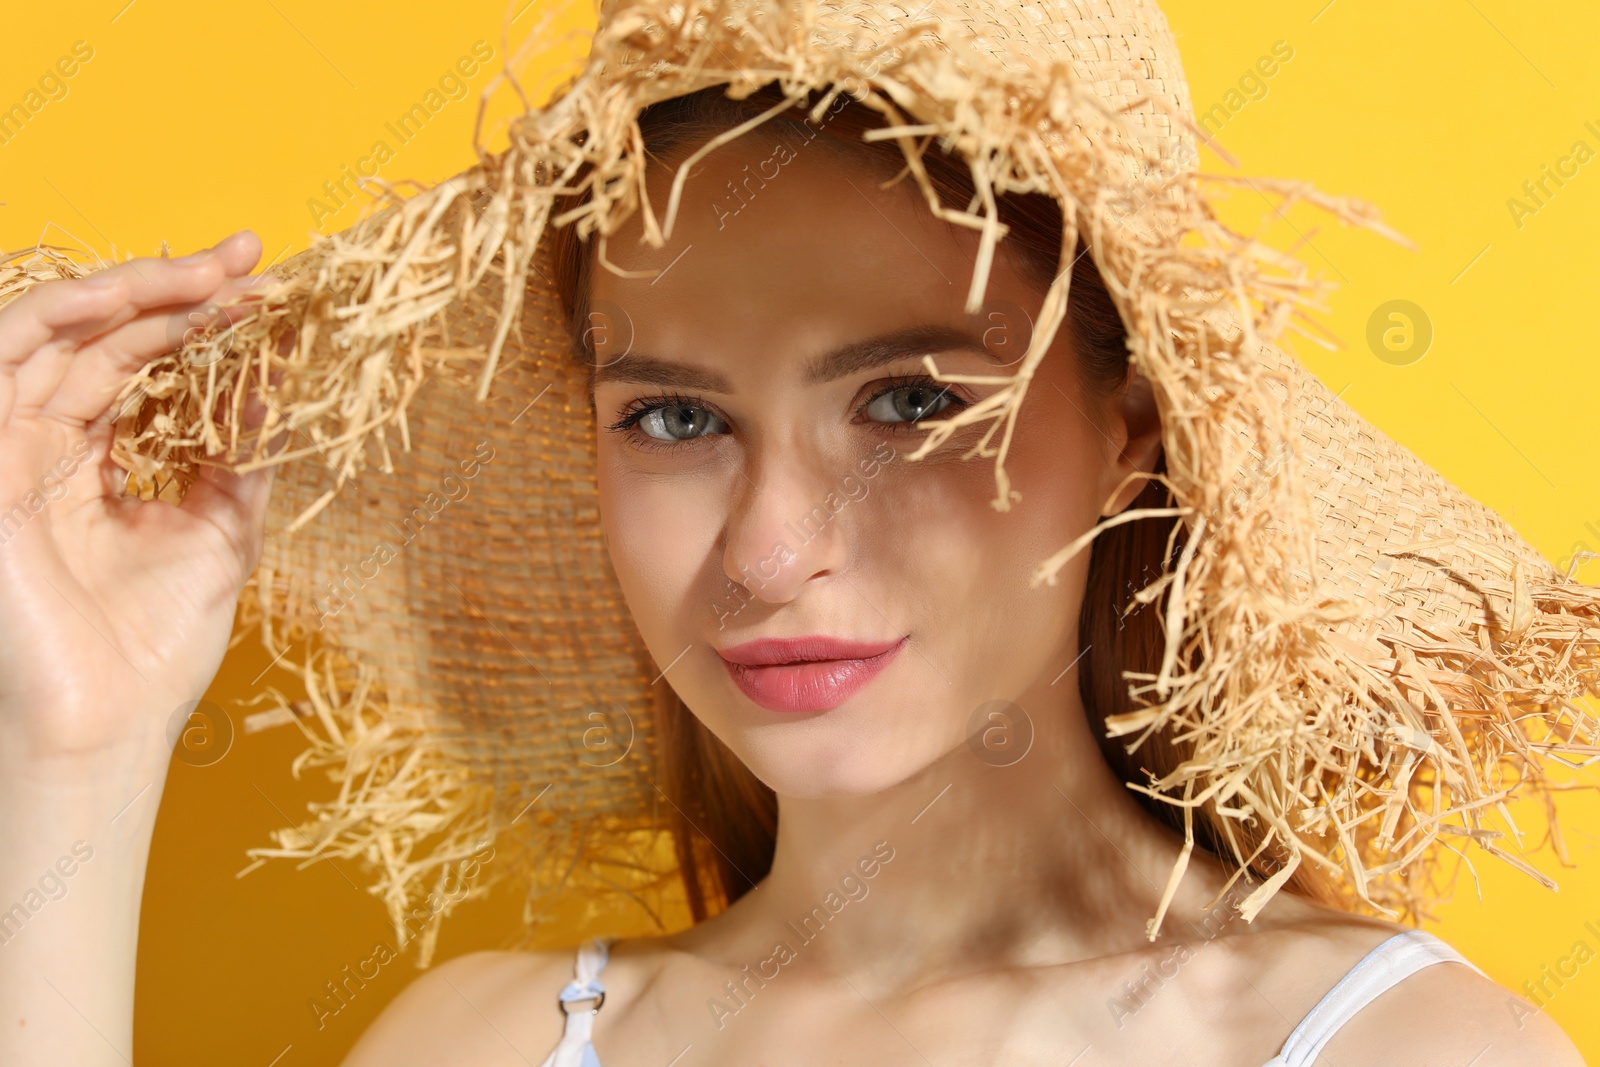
[721,456,853,605]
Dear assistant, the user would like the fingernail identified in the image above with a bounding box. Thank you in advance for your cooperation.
[83,271,124,287]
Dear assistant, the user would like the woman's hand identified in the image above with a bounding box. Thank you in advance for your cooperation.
[0,230,276,780]
[0,230,282,1065]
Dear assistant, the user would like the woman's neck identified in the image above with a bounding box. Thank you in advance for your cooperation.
[695,680,1249,997]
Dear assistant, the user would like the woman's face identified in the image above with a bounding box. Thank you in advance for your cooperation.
[590,125,1158,798]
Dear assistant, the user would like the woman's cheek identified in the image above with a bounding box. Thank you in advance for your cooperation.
[598,458,726,644]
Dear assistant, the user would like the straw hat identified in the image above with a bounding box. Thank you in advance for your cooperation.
[3,0,1596,966]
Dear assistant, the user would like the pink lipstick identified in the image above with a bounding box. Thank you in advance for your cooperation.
[716,635,907,713]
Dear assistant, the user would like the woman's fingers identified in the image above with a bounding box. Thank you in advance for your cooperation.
[0,229,280,540]
[3,232,265,427]
[42,271,277,426]
[0,272,134,371]
[78,230,263,319]
[1,231,258,367]
[206,229,265,279]
[4,258,222,425]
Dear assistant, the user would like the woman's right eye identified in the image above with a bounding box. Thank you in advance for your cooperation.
[616,400,729,442]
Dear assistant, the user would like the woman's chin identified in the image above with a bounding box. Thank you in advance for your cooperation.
[732,731,958,801]
[754,767,921,801]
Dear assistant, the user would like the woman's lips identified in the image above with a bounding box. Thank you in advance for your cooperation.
[716,635,907,713]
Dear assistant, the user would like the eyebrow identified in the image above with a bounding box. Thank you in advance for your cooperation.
[590,323,1001,392]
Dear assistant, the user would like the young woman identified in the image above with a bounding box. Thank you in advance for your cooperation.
[1,63,1584,1065]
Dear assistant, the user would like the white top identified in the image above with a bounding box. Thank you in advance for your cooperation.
[538,928,1481,1067]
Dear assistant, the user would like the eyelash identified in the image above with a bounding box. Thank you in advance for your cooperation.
[603,373,971,451]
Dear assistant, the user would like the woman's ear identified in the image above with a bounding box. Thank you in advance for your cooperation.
[1098,365,1164,517]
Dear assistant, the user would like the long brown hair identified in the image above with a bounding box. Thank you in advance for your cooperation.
[549,83,1234,921]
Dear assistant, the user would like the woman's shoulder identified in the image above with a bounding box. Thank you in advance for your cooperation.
[339,936,689,1067]
[1212,901,1584,1066]
[338,947,575,1066]
[1300,927,1586,1067]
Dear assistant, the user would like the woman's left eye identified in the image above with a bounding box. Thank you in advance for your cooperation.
[862,381,960,424]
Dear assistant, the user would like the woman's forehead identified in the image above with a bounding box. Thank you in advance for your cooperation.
[590,135,1036,364]
[606,135,959,276]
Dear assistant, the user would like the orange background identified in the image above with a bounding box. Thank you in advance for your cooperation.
[1,1,1596,1062]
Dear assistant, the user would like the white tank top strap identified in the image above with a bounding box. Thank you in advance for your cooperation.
[1262,929,1483,1067]
[539,937,614,1067]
